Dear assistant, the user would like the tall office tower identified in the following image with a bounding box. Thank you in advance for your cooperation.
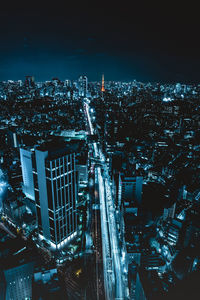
[20,141,78,248]
[64,79,71,87]
[78,75,88,97]
[24,75,35,88]
[101,74,105,92]
[118,173,143,208]
[6,129,18,148]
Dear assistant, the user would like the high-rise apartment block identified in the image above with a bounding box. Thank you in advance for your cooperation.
[78,75,88,97]
[20,141,78,248]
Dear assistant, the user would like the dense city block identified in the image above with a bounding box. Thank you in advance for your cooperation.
[0,76,200,299]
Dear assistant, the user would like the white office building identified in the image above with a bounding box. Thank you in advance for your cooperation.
[20,141,78,249]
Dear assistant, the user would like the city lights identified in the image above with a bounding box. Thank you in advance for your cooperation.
[0,75,200,299]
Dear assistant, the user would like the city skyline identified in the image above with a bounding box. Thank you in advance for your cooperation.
[1,2,200,299]
[1,72,200,299]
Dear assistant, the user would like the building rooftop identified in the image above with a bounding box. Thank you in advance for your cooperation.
[0,236,38,270]
[34,138,82,160]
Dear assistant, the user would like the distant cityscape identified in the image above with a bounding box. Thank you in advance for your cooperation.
[0,75,200,299]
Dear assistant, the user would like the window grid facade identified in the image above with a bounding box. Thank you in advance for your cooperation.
[34,151,77,247]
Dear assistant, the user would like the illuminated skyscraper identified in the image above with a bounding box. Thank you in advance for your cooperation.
[20,148,35,201]
[20,141,78,248]
[78,75,88,97]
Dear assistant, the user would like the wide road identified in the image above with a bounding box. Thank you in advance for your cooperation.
[84,101,125,300]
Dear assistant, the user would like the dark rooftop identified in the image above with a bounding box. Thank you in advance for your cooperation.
[36,137,81,160]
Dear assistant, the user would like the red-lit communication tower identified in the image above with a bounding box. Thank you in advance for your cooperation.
[101,74,105,92]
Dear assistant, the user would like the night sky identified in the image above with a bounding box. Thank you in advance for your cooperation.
[0,1,199,83]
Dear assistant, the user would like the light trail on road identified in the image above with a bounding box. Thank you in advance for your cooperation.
[85,101,125,300]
